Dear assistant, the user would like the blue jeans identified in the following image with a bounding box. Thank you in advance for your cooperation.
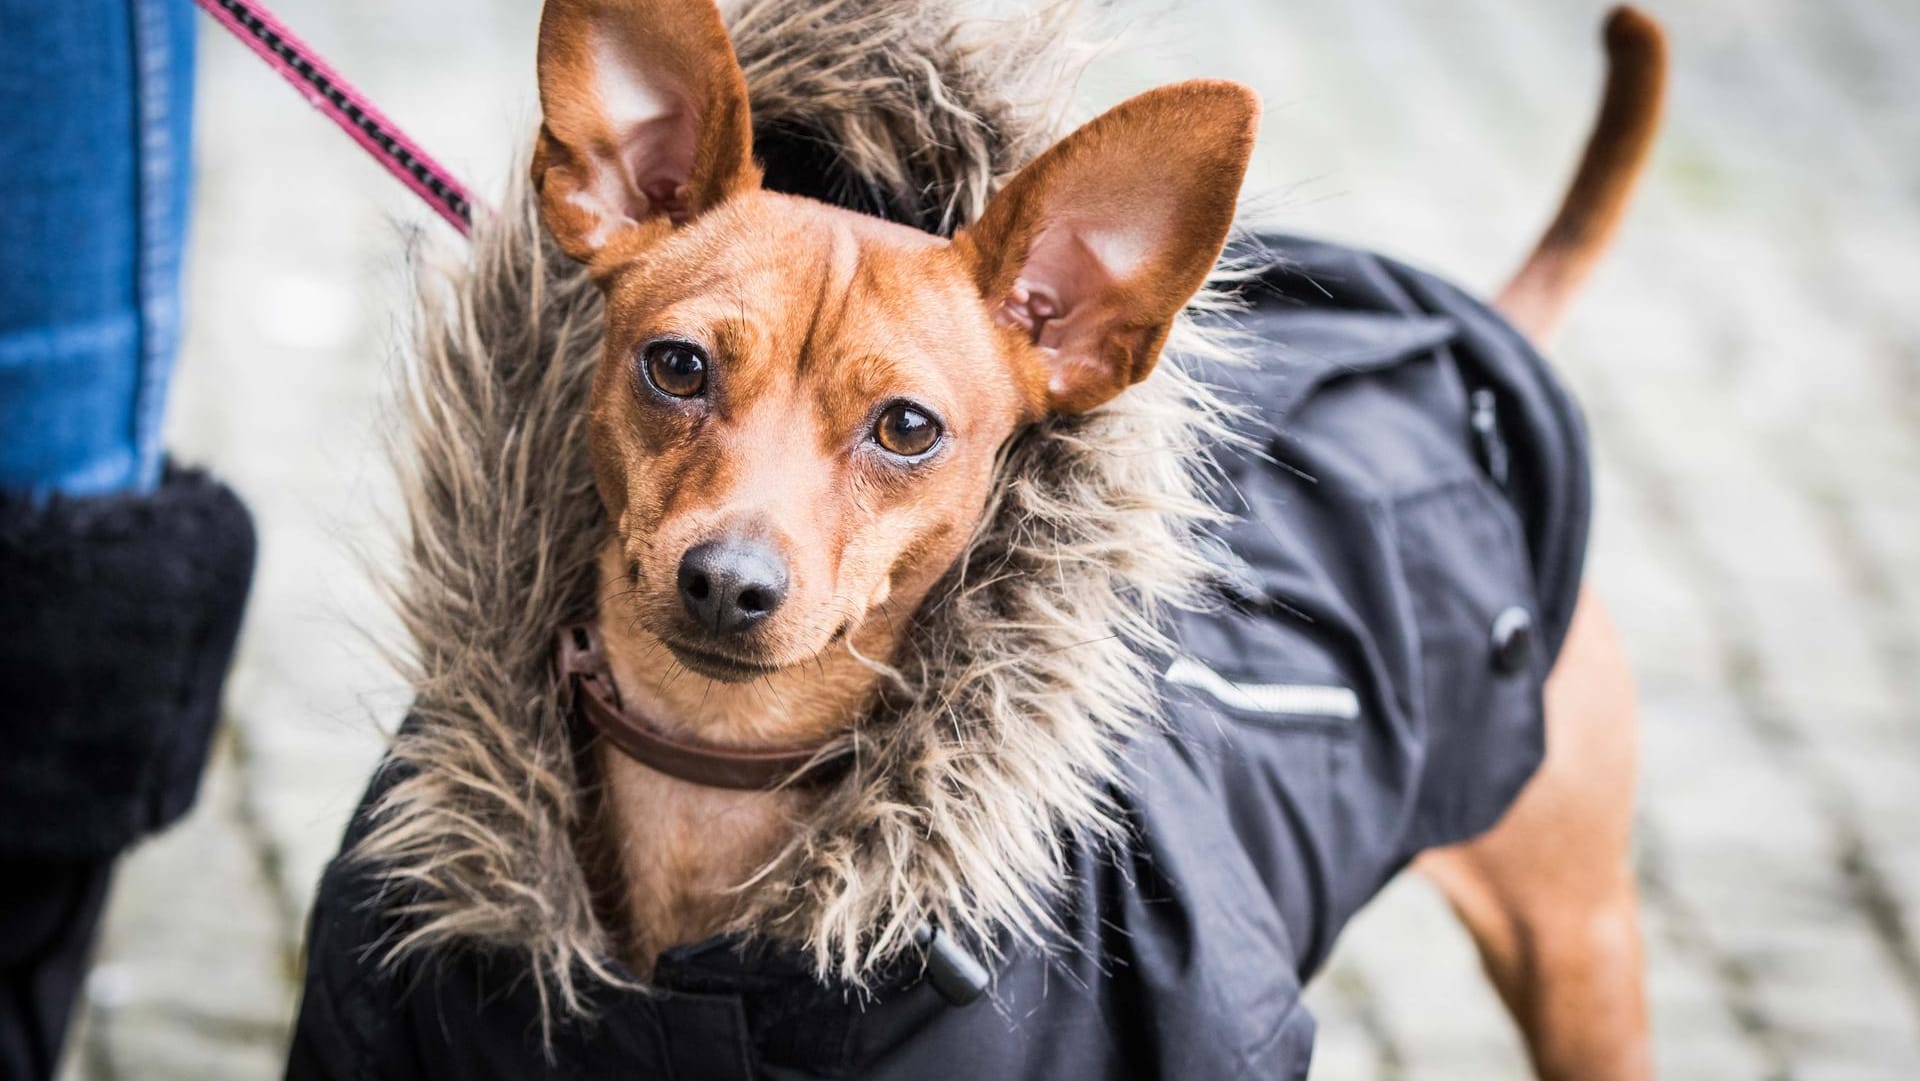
[0,0,196,496]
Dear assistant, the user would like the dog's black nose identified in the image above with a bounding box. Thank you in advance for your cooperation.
[677,539,788,635]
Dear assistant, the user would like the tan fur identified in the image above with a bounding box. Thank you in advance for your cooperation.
[961,80,1259,412]
[358,0,1245,1020]
[1498,6,1667,344]
[533,0,761,263]
[598,745,814,964]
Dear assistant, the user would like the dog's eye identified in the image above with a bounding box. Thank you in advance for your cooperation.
[642,341,707,398]
[872,402,942,458]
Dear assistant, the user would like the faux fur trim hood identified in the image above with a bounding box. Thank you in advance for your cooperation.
[358,0,1240,1019]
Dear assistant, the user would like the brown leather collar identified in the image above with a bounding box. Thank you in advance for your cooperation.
[557,623,853,791]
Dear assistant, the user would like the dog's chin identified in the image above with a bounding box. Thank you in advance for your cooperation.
[662,639,784,684]
[658,619,856,684]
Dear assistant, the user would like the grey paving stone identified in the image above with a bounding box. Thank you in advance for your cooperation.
[1319,875,1530,1079]
[75,1009,285,1081]
[1638,893,1777,1081]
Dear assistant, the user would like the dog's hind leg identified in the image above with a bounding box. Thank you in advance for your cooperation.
[1416,588,1650,1081]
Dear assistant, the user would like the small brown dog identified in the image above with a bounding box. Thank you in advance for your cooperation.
[537,1,1659,1076]
[289,2,1667,1078]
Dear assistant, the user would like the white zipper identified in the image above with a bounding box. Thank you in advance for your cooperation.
[1165,657,1360,721]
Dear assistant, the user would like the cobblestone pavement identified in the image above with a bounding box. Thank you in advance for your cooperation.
[55,1,1920,1078]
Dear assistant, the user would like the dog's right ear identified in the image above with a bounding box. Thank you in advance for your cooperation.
[533,0,758,265]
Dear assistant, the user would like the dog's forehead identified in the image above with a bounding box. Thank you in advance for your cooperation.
[723,194,964,321]
[619,193,998,381]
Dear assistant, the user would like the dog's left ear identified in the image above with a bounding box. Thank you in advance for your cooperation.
[961,80,1258,414]
[533,0,759,266]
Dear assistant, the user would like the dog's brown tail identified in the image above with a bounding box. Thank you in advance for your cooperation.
[1497,6,1668,344]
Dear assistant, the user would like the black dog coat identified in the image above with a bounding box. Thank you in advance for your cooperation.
[286,233,1589,1080]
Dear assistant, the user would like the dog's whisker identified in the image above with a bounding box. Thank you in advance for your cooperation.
[758,674,789,716]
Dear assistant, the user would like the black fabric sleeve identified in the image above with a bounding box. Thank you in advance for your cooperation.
[0,466,255,859]
[0,856,113,1081]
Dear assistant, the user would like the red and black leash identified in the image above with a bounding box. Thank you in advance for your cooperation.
[192,0,481,235]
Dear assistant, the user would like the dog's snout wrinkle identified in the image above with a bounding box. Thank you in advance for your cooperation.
[677,539,789,635]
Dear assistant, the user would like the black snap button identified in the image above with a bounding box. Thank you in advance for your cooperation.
[1490,606,1534,675]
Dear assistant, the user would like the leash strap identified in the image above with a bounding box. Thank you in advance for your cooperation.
[192,0,479,234]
